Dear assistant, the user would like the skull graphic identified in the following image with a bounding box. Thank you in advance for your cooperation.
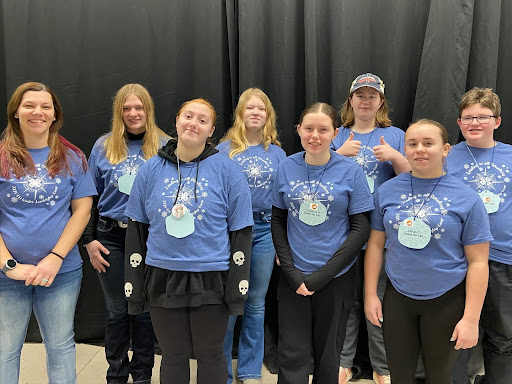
[233,251,245,266]
[124,282,133,297]
[130,253,142,268]
[239,280,249,295]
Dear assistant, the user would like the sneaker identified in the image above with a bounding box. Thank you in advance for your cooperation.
[373,371,391,384]
[241,380,261,384]
[339,367,353,384]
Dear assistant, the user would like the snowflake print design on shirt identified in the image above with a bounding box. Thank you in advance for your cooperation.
[159,176,208,221]
[236,155,274,189]
[287,179,335,219]
[353,146,378,181]
[463,161,509,204]
[391,192,450,241]
[110,154,145,188]
[8,163,61,206]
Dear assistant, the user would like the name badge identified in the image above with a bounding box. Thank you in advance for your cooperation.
[165,206,195,238]
[299,200,327,226]
[479,190,499,214]
[366,175,375,193]
[118,174,136,195]
[398,217,431,249]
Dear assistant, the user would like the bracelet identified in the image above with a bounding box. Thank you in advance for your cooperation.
[50,251,65,260]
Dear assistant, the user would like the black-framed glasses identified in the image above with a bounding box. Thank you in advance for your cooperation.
[459,115,496,125]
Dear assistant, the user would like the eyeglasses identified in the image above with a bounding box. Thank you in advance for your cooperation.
[459,115,496,125]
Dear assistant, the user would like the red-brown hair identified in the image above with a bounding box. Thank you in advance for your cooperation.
[0,82,87,179]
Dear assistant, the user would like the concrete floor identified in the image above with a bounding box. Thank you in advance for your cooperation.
[19,343,376,383]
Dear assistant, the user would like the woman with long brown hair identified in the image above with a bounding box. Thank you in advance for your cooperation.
[0,82,96,384]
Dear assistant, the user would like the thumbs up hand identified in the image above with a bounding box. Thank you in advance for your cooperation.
[373,135,398,162]
[336,131,362,157]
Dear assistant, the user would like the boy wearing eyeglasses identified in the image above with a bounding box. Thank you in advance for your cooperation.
[446,87,512,384]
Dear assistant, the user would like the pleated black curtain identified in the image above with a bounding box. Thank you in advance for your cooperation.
[0,0,511,342]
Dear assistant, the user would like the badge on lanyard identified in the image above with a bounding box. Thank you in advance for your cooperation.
[366,175,375,193]
[165,204,195,238]
[299,200,327,226]
[479,190,500,213]
[398,217,432,249]
[118,174,136,195]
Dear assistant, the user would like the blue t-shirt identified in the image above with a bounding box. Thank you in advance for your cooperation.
[88,134,169,221]
[446,141,512,265]
[271,150,374,276]
[331,126,405,192]
[371,173,493,299]
[216,141,286,212]
[124,152,254,272]
[0,147,97,278]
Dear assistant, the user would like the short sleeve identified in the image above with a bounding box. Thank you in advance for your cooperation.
[348,166,374,215]
[70,155,97,200]
[125,162,150,224]
[370,190,385,231]
[226,175,253,231]
[461,197,493,246]
[270,164,286,209]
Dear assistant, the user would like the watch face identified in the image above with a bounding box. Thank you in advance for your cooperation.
[5,259,16,269]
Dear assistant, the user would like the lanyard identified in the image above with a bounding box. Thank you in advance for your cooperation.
[465,142,496,172]
[306,156,329,200]
[174,153,196,207]
[410,173,442,220]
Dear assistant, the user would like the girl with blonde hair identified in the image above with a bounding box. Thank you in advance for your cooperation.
[218,88,286,384]
[83,83,169,384]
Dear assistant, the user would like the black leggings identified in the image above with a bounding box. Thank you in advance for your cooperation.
[383,281,465,384]
[150,304,229,384]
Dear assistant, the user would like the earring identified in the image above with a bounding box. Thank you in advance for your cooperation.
[14,115,18,118]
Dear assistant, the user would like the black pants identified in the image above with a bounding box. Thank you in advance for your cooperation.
[481,261,512,384]
[277,266,355,384]
[383,281,465,384]
[150,304,229,384]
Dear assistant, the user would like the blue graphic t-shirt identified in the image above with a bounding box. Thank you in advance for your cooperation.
[0,146,97,278]
[88,134,169,221]
[271,150,374,276]
[331,126,405,192]
[371,173,493,299]
[125,152,254,272]
[216,141,286,212]
[446,141,512,265]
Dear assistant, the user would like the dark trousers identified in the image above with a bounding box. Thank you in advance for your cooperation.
[383,281,465,384]
[277,266,356,384]
[150,304,229,384]
[481,261,512,384]
[96,218,156,384]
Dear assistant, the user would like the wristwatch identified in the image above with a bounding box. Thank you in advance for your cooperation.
[1,259,17,274]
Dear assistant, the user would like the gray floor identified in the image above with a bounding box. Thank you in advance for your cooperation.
[20,343,375,383]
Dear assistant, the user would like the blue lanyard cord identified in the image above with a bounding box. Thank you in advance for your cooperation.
[352,127,376,150]
[465,142,496,172]
[410,173,443,220]
[173,154,197,207]
[306,157,329,200]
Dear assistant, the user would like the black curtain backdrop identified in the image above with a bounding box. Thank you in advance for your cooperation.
[1,0,511,344]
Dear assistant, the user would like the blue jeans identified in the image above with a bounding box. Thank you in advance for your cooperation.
[0,268,82,384]
[224,212,276,382]
[96,217,156,384]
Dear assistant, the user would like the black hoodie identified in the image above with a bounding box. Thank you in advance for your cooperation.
[125,139,252,315]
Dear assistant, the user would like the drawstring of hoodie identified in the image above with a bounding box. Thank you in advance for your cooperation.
[173,153,199,208]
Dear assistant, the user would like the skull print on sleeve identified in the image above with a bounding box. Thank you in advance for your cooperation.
[224,226,253,315]
[124,218,149,315]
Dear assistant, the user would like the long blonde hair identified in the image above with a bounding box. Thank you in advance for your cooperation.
[103,84,169,164]
[220,88,280,158]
